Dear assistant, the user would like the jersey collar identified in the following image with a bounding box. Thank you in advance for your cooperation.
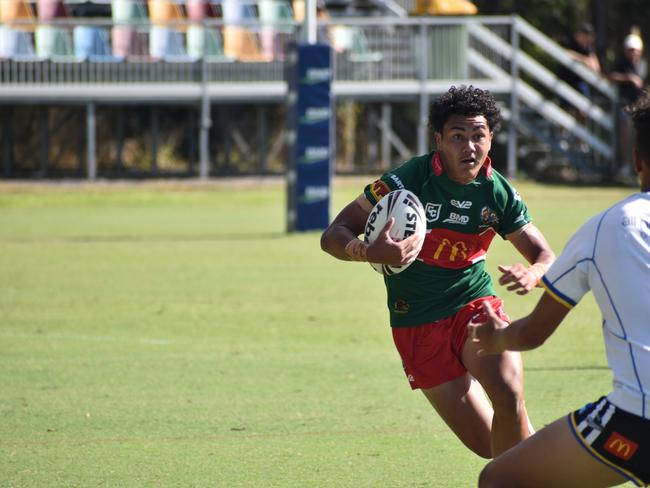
[431,151,493,179]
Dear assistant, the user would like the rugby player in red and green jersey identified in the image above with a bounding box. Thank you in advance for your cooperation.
[321,85,555,458]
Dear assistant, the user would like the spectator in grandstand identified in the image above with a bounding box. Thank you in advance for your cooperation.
[470,92,650,488]
[557,23,602,155]
[611,32,648,178]
[611,33,648,107]
[559,23,601,100]
[321,85,555,459]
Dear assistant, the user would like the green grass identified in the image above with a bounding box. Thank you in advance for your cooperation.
[0,178,635,487]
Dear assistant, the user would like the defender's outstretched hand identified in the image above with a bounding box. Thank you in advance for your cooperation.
[468,301,510,356]
[367,217,424,266]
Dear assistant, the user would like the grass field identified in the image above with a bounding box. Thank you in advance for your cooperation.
[0,177,636,487]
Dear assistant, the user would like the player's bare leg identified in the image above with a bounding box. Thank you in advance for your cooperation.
[462,339,532,456]
[421,373,493,458]
[478,417,628,488]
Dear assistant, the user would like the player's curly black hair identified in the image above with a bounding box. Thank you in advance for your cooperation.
[629,90,650,162]
[428,85,501,134]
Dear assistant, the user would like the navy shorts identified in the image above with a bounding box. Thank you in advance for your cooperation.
[569,396,650,487]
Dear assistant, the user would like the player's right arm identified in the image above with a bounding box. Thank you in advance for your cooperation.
[320,194,422,265]
[468,292,570,355]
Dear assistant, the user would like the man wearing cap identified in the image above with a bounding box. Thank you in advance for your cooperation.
[611,33,648,106]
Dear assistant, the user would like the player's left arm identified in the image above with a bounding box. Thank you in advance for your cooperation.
[468,291,570,355]
[500,223,556,295]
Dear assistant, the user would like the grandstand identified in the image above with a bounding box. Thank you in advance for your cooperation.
[0,0,619,180]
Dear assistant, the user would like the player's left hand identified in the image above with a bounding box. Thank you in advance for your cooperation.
[497,263,538,295]
[468,301,509,356]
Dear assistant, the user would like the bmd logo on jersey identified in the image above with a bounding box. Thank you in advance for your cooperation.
[604,432,638,460]
[425,203,442,222]
[443,212,469,225]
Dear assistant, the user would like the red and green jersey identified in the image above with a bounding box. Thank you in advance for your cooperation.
[363,151,531,327]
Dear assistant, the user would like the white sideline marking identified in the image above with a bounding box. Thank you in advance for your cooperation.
[1,331,172,345]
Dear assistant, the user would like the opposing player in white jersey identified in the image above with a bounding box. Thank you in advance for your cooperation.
[469,93,650,487]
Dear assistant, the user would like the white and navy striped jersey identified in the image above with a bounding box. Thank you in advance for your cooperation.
[542,192,650,419]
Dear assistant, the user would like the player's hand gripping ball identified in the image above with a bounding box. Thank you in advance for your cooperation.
[364,189,426,275]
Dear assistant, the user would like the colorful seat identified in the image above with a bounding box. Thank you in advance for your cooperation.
[35,24,75,61]
[111,0,147,25]
[186,24,232,62]
[0,0,36,28]
[149,25,192,61]
[185,0,217,21]
[147,0,183,26]
[0,25,39,60]
[222,0,270,62]
[73,25,123,62]
[36,0,67,21]
[258,0,294,60]
[111,0,148,58]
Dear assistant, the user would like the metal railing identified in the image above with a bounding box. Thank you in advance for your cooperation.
[0,14,619,177]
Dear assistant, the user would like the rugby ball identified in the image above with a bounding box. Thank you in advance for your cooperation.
[364,189,426,275]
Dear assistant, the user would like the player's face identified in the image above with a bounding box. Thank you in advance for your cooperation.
[435,115,493,184]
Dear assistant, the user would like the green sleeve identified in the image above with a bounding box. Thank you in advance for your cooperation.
[363,154,429,205]
[497,177,532,237]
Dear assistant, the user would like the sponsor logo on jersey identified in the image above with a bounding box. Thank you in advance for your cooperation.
[394,300,410,313]
[433,238,468,261]
[603,432,638,461]
[622,216,650,241]
[442,212,469,225]
[513,188,522,201]
[425,203,442,222]
[369,180,391,202]
[479,206,500,229]
[419,227,497,269]
[451,199,472,209]
[388,173,405,189]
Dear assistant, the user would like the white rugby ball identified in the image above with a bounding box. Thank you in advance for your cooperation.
[364,189,426,275]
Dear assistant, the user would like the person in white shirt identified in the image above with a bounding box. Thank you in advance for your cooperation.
[469,93,650,487]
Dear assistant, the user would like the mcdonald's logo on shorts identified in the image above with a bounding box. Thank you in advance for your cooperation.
[603,432,639,461]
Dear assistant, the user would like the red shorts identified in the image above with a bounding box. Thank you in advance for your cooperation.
[391,296,510,390]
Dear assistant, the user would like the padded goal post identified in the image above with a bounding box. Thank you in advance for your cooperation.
[286,42,333,232]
